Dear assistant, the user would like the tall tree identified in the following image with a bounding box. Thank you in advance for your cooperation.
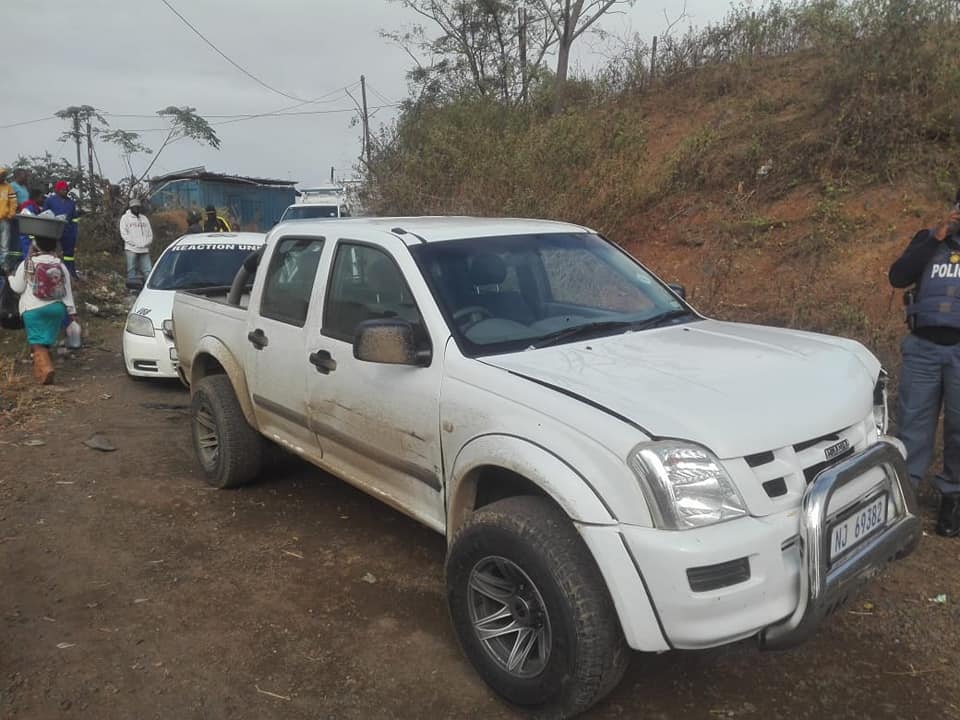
[99,129,153,190]
[54,105,108,193]
[535,0,636,111]
[131,106,220,188]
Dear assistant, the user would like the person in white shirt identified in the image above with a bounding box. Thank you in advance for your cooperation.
[119,198,154,283]
[8,235,76,384]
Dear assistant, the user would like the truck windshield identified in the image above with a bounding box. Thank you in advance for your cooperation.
[410,232,695,356]
[282,205,339,220]
[148,243,263,290]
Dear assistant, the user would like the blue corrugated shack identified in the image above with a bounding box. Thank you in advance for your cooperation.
[148,166,297,231]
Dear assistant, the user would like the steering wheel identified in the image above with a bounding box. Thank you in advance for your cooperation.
[453,305,493,331]
[175,272,203,288]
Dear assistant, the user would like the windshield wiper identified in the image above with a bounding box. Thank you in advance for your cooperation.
[630,308,695,331]
[528,320,636,349]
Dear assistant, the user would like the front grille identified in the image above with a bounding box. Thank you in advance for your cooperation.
[763,477,788,497]
[729,417,873,502]
[687,557,751,592]
[793,432,840,453]
[802,447,855,484]
[745,450,775,467]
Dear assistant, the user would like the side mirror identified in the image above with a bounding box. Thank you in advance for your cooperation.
[667,283,686,300]
[354,319,430,366]
[125,277,144,293]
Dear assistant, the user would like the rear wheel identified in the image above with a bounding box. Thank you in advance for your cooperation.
[190,374,263,488]
[446,496,629,718]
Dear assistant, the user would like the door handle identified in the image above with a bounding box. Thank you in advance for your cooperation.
[309,349,337,374]
[247,328,269,349]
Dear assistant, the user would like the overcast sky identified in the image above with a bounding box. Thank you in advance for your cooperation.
[4,0,731,189]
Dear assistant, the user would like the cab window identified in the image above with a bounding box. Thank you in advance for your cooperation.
[323,242,426,342]
[259,237,325,326]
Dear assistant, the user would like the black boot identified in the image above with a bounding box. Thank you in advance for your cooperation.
[935,493,960,537]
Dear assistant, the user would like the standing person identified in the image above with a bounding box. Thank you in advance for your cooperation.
[119,198,153,284]
[0,168,17,270]
[890,189,960,536]
[186,209,203,234]
[42,180,79,278]
[8,234,76,384]
[202,205,230,232]
[10,169,29,207]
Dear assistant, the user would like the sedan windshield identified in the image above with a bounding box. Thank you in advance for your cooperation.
[281,205,340,220]
[411,232,695,355]
[148,242,263,290]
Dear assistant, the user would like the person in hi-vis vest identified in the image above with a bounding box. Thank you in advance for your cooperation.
[890,189,960,536]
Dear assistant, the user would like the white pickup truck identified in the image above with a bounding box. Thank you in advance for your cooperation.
[172,217,920,718]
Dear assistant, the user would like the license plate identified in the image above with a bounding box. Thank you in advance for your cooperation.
[830,494,887,562]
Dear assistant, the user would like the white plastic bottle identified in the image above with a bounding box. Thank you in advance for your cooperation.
[65,319,82,349]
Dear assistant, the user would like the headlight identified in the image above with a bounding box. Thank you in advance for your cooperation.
[873,370,889,435]
[628,441,747,530]
[125,312,155,338]
[162,319,174,339]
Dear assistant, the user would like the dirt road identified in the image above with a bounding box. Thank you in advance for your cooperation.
[2,327,959,719]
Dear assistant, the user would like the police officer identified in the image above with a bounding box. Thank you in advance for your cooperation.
[890,190,960,536]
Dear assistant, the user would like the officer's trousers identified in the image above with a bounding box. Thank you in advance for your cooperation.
[897,332,960,493]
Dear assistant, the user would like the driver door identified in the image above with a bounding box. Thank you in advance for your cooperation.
[305,240,445,530]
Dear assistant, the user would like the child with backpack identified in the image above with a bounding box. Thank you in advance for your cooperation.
[8,234,76,384]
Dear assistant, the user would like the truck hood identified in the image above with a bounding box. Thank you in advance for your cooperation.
[130,288,175,329]
[482,319,880,459]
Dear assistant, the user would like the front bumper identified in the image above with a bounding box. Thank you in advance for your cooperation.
[122,328,179,378]
[580,438,919,652]
[758,438,919,649]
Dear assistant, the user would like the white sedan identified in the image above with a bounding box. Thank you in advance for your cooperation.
[122,232,265,379]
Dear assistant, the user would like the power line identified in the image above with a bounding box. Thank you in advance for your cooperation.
[0,115,57,130]
[367,83,396,106]
[102,83,361,121]
[158,0,311,103]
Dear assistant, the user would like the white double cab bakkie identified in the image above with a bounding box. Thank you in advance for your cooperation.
[122,232,265,378]
[172,217,920,718]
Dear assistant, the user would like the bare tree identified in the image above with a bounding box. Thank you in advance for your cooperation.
[535,0,636,111]
[386,0,558,103]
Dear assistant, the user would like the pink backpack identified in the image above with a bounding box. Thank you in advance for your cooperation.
[30,259,67,301]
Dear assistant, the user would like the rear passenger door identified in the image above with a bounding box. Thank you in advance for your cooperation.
[305,240,445,531]
[247,235,326,462]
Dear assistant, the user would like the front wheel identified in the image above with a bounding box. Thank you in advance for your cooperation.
[446,496,629,718]
[190,374,263,488]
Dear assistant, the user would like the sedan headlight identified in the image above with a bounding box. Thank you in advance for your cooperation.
[628,441,747,530]
[162,319,175,339]
[125,312,155,338]
[874,370,889,435]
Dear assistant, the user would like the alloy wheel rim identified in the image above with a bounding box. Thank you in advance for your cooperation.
[467,556,552,678]
[193,402,220,469]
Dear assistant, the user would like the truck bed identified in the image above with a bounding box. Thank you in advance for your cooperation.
[172,288,252,384]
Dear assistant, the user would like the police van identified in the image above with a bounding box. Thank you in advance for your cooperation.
[122,232,265,378]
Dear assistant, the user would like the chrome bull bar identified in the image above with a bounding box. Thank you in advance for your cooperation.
[759,437,920,650]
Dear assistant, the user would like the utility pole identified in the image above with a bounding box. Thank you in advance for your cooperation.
[650,35,658,83]
[72,111,83,199]
[85,119,97,210]
[360,74,371,169]
[518,7,528,103]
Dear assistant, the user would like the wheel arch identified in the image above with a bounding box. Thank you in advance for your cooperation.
[189,337,257,429]
[447,434,615,540]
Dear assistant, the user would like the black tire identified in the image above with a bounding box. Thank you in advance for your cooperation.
[190,374,263,489]
[446,496,629,719]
